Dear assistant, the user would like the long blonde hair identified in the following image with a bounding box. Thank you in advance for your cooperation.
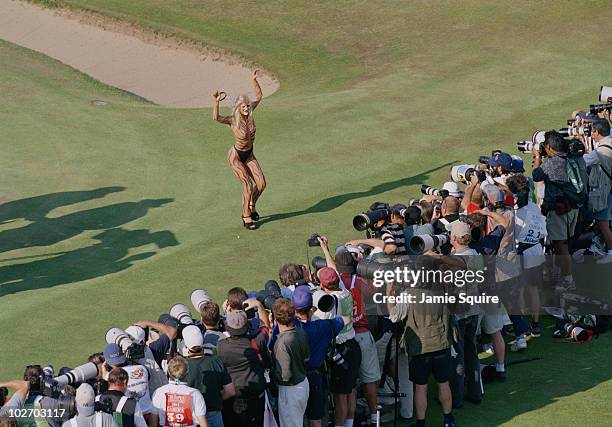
[231,95,253,129]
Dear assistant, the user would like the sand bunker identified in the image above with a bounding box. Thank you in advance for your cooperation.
[0,0,279,108]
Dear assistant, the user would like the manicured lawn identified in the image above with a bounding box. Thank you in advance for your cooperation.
[1,1,612,425]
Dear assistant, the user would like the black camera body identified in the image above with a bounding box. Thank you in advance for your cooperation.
[125,342,146,363]
[307,233,321,247]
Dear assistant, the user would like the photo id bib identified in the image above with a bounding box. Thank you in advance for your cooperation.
[164,393,193,427]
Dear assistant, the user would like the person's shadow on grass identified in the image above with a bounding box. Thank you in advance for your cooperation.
[0,227,178,297]
[0,198,173,254]
[0,188,178,297]
[0,186,126,224]
[257,161,457,227]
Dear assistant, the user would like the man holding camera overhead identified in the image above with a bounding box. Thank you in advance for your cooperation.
[584,117,612,264]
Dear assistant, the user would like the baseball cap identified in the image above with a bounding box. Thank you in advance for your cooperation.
[481,184,505,205]
[182,325,204,354]
[318,267,339,289]
[75,383,96,416]
[450,220,472,239]
[577,111,598,121]
[488,152,512,170]
[225,310,248,336]
[442,181,464,198]
[292,285,313,311]
[103,343,126,366]
[125,326,146,344]
[334,249,356,274]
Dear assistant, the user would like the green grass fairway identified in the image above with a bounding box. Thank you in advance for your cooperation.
[2,1,612,425]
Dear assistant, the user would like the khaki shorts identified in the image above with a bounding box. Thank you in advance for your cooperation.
[480,305,512,335]
[546,209,578,241]
[355,331,382,384]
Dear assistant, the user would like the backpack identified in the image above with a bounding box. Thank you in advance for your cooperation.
[587,144,612,212]
[563,157,586,208]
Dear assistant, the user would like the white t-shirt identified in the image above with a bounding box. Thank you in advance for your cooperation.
[514,201,546,269]
[151,382,206,427]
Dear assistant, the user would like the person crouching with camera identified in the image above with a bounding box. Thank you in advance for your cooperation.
[314,267,361,427]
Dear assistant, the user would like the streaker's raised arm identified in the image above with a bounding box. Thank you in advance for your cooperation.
[212,90,232,124]
[251,69,263,109]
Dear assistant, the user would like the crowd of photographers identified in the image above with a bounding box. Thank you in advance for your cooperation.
[1,88,611,427]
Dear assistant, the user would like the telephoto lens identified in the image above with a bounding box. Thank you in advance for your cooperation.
[313,289,336,313]
[599,85,612,103]
[450,164,480,184]
[409,234,449,255]
[105,327,134,353]
[352,209,390,232]
[54,362,99,387]
[191,289,211,314]
[516,141,532,153]
[170,304,194,325]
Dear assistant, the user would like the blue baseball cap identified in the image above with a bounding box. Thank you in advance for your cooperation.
[103,343,126,366]
[488,152,513,170]
[291,285,313,311]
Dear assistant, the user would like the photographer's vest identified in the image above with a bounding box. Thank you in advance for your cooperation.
[96,392,138,427]
[20,395,50,427]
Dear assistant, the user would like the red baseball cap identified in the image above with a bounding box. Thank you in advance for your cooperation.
[318,267,339,289]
